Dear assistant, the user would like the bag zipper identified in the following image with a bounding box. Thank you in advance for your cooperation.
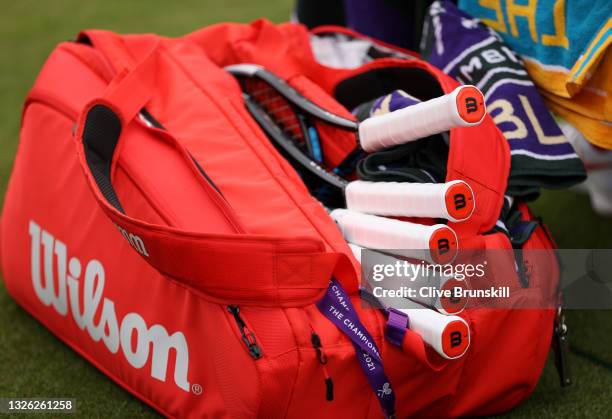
[310,329,334,401]
[227,305,263,360]
[553,306,572,386]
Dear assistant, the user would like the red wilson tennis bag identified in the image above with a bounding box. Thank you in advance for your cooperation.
[1,21,559,418]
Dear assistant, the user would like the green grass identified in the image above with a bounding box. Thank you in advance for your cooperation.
[0,1,611,417]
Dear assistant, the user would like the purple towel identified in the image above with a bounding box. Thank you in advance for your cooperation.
[420,1,585,200]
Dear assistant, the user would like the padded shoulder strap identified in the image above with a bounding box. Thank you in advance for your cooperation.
[74,30,356,306]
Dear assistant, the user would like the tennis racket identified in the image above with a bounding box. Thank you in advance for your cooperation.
[228,64,476,257]
[335,209,458,264]
[348,243,468,314]
[354,248,470,359]
[400,308,470,359]
[345,179,475,222]
[226,63,485,175]
[358,84,485,152]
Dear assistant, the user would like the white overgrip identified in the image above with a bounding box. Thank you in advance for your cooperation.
[330,209,442,250]
[358,86,483,152]
[400,308,470,359]
[345,181,452,219]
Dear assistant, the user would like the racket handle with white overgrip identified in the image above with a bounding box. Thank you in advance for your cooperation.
[348,244,470,359]
[345,180,475,222]
[380,292,470,358]
[348,243,467,314]
[347,243,363,261]
[400,308,470,359]
[358,85,486,152]
[331,209,458,264]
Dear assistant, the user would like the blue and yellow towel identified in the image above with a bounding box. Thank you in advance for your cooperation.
[459,0,612,149]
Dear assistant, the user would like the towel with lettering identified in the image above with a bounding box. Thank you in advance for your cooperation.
[420,1,585,200]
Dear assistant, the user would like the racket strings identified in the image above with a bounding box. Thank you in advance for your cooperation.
[243,79,307,147]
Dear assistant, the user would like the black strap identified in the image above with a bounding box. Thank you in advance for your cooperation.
[357,136,448,183]
[82,104,124,212]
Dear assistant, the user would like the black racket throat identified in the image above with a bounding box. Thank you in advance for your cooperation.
[227,64,352,208]
[243,95,348,208]
[227,64,358,130]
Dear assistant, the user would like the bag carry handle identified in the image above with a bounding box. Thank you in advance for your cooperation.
[74,31,356,306]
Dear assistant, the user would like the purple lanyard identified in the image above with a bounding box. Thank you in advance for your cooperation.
[317,278,397,418]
